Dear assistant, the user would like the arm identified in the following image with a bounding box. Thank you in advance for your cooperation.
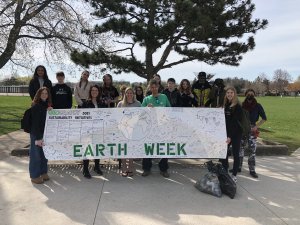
[29,79,35,100]
[67,86,73,109]
[74,84,83,106]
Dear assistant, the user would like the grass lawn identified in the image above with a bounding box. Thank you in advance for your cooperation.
[255,96,300,153]
[0,95,299,152]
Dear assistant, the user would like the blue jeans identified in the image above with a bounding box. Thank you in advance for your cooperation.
[29,134,48,178]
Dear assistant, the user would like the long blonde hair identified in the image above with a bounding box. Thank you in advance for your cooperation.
[223,86,239,107]
[121,87,137,107]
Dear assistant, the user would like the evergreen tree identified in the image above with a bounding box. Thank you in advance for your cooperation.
[71,0,268,81]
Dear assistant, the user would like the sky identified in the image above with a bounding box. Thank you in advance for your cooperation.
[1,0,300,83]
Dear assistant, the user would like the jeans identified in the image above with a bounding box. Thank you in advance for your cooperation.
[29,134,48,179]
[142,158,169,172]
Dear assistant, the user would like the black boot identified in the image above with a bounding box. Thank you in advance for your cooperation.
[94,159,103,175]
[83,160,91,179]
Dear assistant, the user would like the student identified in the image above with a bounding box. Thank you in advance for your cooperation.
[135,85,144,103]
[29,65,52,100]
[205,78,225,108]
[239,89,267,178]
[29,87,53,184]
[141,79,171,178]
[117,87,141,177]
[51,71,72,109]
[118,84,127,102]
[162,78,181,107]
[81,85,107,178]
[74,70,92,108]
[219,87,243,183]
[192,71,211,107]
[146,74,164,96]
[178,79,198,107]
[102,74,119,108]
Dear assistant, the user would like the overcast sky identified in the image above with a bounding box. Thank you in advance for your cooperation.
[1,0,299,83]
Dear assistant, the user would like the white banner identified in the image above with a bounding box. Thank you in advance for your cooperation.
[43,107,227,160]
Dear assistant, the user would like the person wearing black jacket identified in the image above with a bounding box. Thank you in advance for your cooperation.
[205,78,225,108]
[162,78,181,107]
[81,85,107,178]
[52,71,72,109]
[220,87,243,183]
[178,79,198,107]
[29,87,53,184]
[239,89,267,178]
[29,65,52,100]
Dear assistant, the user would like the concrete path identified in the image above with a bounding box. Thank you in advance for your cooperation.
[0,131,299,225]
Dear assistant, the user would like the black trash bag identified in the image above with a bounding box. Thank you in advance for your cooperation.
[206,161,237,199]
[195,172,222,197]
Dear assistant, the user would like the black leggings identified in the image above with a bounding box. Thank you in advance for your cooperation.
[220,135,242,176]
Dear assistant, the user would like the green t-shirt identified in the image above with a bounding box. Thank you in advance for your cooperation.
[141,94,171,107]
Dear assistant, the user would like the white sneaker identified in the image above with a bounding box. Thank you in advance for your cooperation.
[231,175,237,183]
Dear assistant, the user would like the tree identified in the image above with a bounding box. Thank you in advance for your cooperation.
[71,0,268,81]
[248,76,266,96]
[272,69,292,94]
[0,0,109,70]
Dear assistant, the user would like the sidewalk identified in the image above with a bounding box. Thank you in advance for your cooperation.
[0,130,299,225]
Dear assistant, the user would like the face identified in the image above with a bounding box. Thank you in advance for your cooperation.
[167,81,175,90]
[81,72,89,81]
[153,75,161,82]
[182,81,188,90]
[150,84,158,94]
[91,87,99,99]
[136,88,143,95]
[40,89,48,101]
[126,90,134,101]
[226,89,235,101]
[37,67,45,77]
[56,75,64,83]
[103,75,112,85]
[246,91,255,100]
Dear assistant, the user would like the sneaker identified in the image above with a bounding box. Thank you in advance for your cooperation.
[31,177,44,184]
[250,171,258,178]
[94,167,103,175]
[160,171,170,178]
[229,168,241,173]
[142,170,150,177]
[83,170,92,179]
[41,173,50,181]
[231,175,237,183]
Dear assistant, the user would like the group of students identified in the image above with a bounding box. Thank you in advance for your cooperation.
[27,65,267,184]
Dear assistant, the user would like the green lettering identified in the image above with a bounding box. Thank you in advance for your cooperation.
[167,143,176,155]
[96,144,105,156]
[84,144,94,157]
[107,143,116,156]
[73,145,82,157]
[118,143,127,156]
[144,143,155,155]
[157,143,165,155]
[177,143,187,155]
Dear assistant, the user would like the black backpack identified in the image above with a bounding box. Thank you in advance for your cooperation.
[21,108,32,133]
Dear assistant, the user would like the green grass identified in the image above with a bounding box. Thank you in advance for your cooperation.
[0,96,32,135]
[0,96,299,152]
[254,96,300,153]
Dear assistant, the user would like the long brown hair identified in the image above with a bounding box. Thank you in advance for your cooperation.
[223,86,239,107]
[87,85,102,103]
[179,79,192,94]
[32,87,52,106]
